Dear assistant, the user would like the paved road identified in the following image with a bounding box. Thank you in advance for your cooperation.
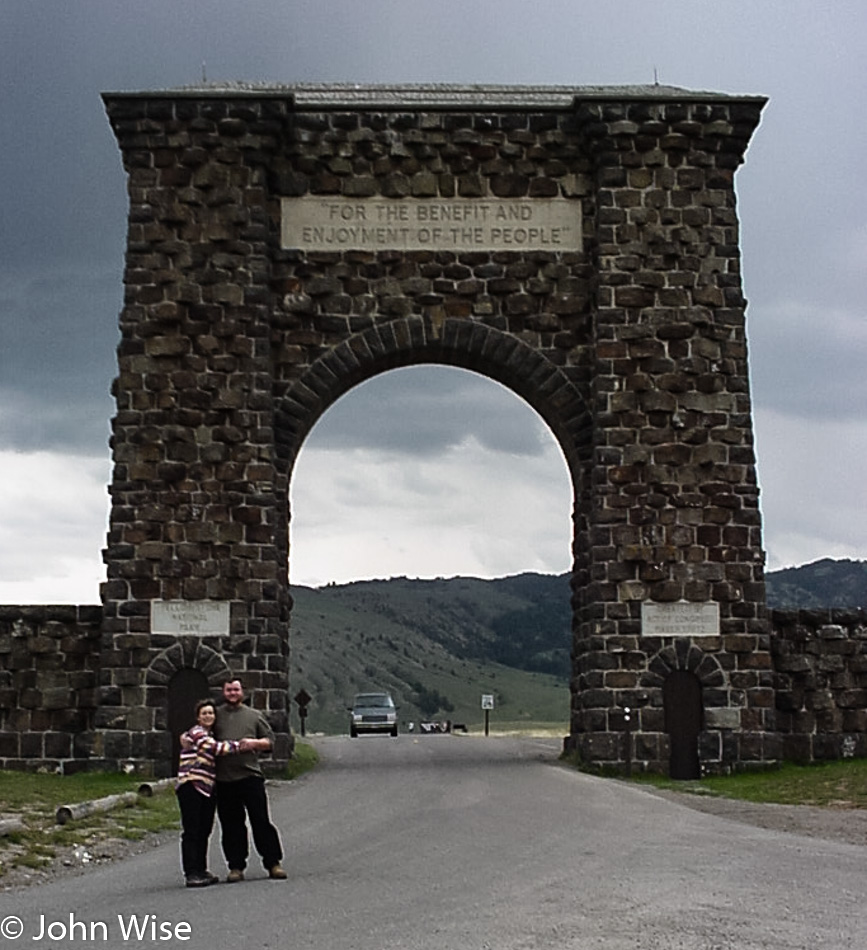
[3,735,864,949]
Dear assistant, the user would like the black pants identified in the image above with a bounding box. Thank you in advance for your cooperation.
[176,782,217,878]
[215,776,283,872]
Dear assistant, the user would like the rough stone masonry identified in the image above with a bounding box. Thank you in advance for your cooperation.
[7,83,843,777]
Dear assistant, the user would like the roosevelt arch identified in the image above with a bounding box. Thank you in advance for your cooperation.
[98,83,774,777]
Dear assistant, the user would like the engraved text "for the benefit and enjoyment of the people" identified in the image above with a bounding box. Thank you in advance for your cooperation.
[281,197,581,252]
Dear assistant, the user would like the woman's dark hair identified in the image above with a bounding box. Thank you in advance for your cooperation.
[194,698,216,716]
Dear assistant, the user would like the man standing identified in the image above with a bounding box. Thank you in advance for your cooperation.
[213,677,286,882]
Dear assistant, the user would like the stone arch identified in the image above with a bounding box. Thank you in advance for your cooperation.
[96,83,774,776]
[145,640,233,689]
[275,315,590,484]
[644,640,726,778]
[143,641,233,776]
[645,640,726,690]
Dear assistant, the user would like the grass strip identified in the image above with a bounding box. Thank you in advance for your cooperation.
[628,758,867,808]
[0,742,319,879]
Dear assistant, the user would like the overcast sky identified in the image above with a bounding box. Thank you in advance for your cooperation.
[1,1,865,602]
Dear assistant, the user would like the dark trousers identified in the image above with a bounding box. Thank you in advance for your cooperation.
[215,776,283,872]
[176,783,217,878]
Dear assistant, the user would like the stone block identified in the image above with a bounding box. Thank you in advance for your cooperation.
[0,732,20,757]
[44,732,72,758]
[704,707,742,730]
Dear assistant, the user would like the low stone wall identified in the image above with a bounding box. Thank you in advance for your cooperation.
[771,608,867,762]
[0,606,102,772]
[1,603,866,772]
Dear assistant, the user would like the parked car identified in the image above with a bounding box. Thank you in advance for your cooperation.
[349,692,398,737]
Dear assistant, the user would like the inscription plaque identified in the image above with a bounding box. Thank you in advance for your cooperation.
[151,600,230,636]
[641,602,720,637]
[281,196,580,251]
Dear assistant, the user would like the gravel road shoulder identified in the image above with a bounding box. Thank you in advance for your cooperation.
[639,785,867,847]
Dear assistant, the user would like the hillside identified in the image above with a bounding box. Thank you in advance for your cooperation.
[287,559,866,735]
[288,573,572,736]
[765,558,867,609]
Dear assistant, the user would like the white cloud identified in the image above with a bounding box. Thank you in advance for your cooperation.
[749,300,867,420]
[754,408,867,571]
[290,434,572,588]
[0,450,109,604]
[306,365,551,458]
[288,367,573,586]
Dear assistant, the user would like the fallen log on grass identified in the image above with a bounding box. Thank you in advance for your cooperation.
[0,816,26,836]
[55,791,139,826]
[136,778,174,798]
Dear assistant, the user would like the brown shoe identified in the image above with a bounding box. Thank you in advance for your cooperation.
[226,869,245,883]
[268,863,287,880]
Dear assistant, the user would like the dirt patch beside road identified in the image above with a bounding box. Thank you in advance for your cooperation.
[642,786,867,847]
[0,827,179,892]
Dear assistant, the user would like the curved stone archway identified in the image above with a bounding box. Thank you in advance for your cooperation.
[646,639,726,689]
[276,316,589,479]
[145,641,233,690]
[97,83,776,775]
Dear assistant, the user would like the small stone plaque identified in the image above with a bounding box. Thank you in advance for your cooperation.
[281,196,581,252]
[641,601,720,637]
[151,600,230,636]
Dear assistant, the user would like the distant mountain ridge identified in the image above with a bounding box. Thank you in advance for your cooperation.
[764,557,867,609]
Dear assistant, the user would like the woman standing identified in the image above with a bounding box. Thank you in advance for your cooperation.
[175,698,245,887]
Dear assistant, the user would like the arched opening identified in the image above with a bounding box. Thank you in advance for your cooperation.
[663,670,704,780]
[290,365,572,585]
[166,668,211,775]
[287,364,574,735]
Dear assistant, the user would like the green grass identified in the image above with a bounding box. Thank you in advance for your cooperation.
[288,579,573,736]
[0,774,180,879]
[628,758,867,808]
[0,770,151,812]
[0,746,320,880]
[285,741,319,780]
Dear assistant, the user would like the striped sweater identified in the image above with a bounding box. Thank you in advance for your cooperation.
[176,725,240,797]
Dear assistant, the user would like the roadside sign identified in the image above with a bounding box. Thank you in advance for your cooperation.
[481,694,494,710]
[294,689,312,737]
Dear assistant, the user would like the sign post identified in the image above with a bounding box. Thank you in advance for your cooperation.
[294,689,312,738]
[481,694,494,737]
[623,706,633,778]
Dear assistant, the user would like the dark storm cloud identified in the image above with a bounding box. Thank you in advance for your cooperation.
[0,269,118,453]
[3,0,864,457]
[1,0,866,596]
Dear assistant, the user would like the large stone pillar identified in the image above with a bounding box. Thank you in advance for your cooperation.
[96,94,292,774]
[569,95,778,773]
